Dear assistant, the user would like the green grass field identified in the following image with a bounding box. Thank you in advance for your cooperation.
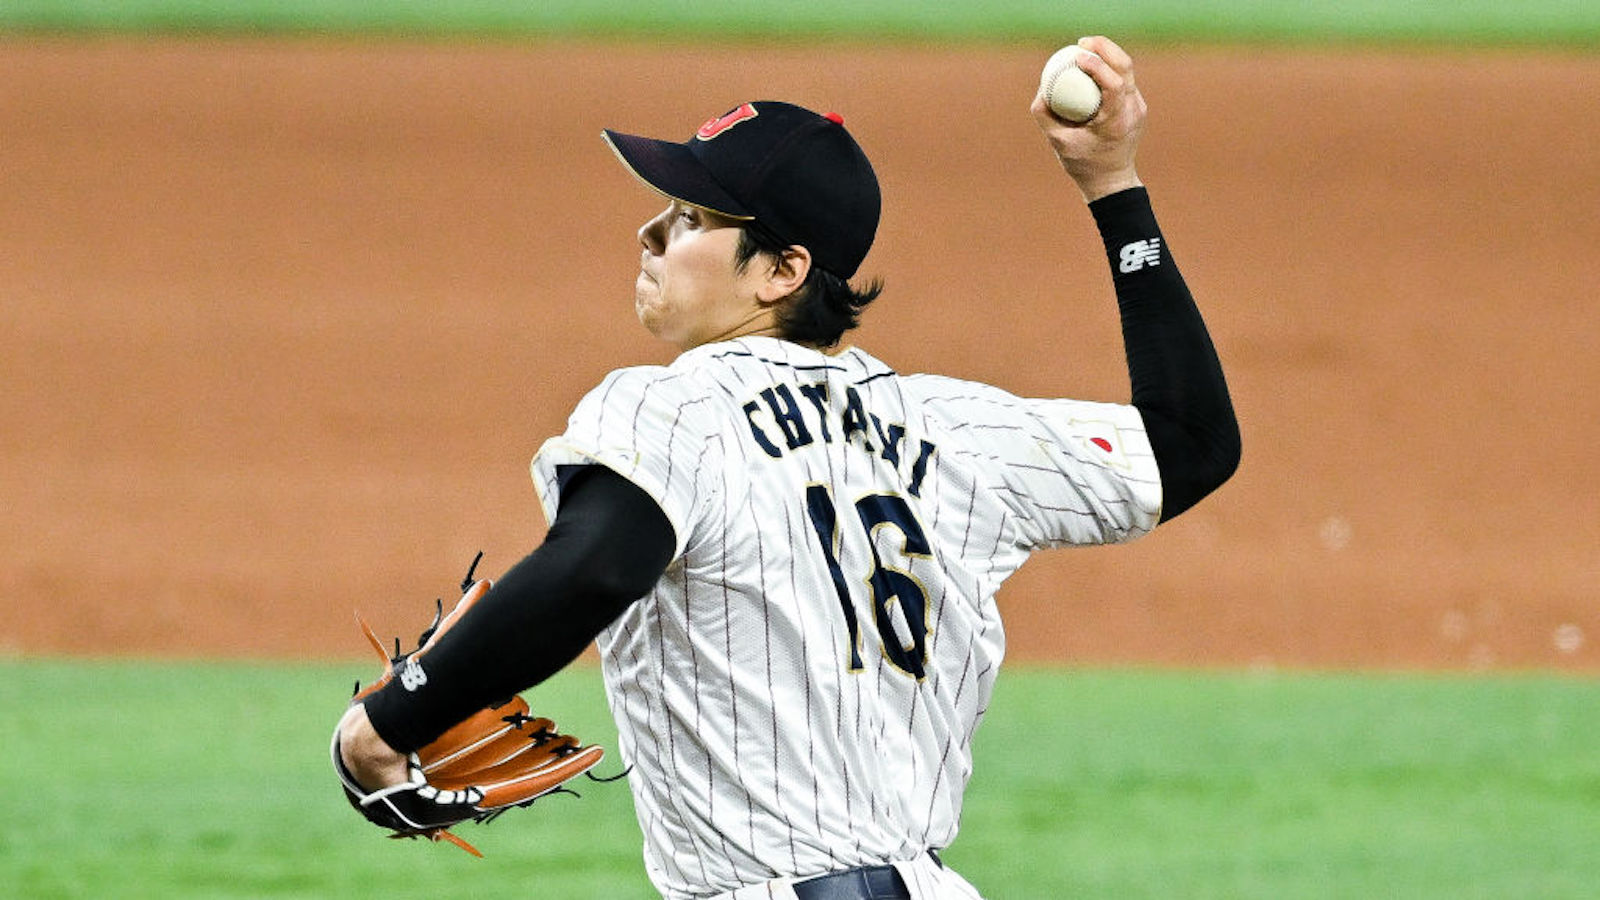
[2,0,1598,47]
[3,660,1597,898]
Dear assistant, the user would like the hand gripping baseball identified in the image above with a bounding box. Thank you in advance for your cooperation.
[332,557,608,856]
[1031,35,1148,202]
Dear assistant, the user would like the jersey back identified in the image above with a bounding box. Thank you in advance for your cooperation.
[532,336,1160,899]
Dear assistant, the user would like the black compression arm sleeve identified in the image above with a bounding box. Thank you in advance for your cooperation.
[1089,187,1240,522]
[361,466,675,753]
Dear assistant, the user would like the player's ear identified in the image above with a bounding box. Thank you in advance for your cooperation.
[756,245,812,304]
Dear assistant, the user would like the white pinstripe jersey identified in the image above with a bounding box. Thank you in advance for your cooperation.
[532,336,1162,899]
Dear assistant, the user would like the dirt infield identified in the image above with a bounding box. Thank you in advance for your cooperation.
[3,38,1596,669]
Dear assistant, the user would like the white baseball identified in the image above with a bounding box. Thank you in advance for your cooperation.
[1038,45,1103,124]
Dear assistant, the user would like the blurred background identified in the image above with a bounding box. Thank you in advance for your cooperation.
[1,3,1598,897]
[3,1,1595,669]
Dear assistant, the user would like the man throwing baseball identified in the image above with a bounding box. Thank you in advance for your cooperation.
[337,35,1238,899]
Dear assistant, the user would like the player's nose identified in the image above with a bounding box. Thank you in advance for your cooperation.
[638,207,669,255]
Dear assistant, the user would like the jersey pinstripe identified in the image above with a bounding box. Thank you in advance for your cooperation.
[532,336,1161,899]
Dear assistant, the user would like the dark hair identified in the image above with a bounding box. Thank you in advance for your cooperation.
[735,227,884,349]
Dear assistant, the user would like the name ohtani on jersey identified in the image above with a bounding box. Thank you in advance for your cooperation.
[741,380,938,495]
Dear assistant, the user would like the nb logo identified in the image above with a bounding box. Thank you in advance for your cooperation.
[1118,238,1162,273]
[400,658,428,691]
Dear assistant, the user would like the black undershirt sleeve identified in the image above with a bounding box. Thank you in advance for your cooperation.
[1088,187,1241,522]
[361,465,675,753]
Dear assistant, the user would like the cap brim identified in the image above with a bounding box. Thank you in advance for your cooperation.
[602,130,754,221]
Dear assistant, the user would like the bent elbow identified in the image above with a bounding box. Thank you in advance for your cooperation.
[1154,414,1241,523]
[1214,415,1242,488]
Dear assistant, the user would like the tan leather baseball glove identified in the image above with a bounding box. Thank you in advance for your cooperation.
[331,564,606,856]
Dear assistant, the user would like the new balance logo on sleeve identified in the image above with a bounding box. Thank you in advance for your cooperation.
[400,658,428,691]
[1118,238,1162,273]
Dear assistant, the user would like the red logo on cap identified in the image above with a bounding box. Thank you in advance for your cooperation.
[697,103,759,140]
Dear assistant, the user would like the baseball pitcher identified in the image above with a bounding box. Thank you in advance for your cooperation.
[335,35,1239,899]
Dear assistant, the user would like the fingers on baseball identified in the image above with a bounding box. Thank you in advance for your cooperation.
[1079,35,1134,74]
[1073,49,1125,99]
[1075,38,1147,131]
[1029,91,1054,120]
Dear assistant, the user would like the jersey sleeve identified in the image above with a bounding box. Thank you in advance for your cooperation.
[531,366,720,561]
[917,377,1164,550]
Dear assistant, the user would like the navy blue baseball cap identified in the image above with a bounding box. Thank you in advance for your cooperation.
[603,101,881,279]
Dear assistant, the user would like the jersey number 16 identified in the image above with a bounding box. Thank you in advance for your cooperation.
[804,485,932,679]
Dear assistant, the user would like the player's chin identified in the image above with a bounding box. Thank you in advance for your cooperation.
[635,273,660,304]
[634,292,668,336]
